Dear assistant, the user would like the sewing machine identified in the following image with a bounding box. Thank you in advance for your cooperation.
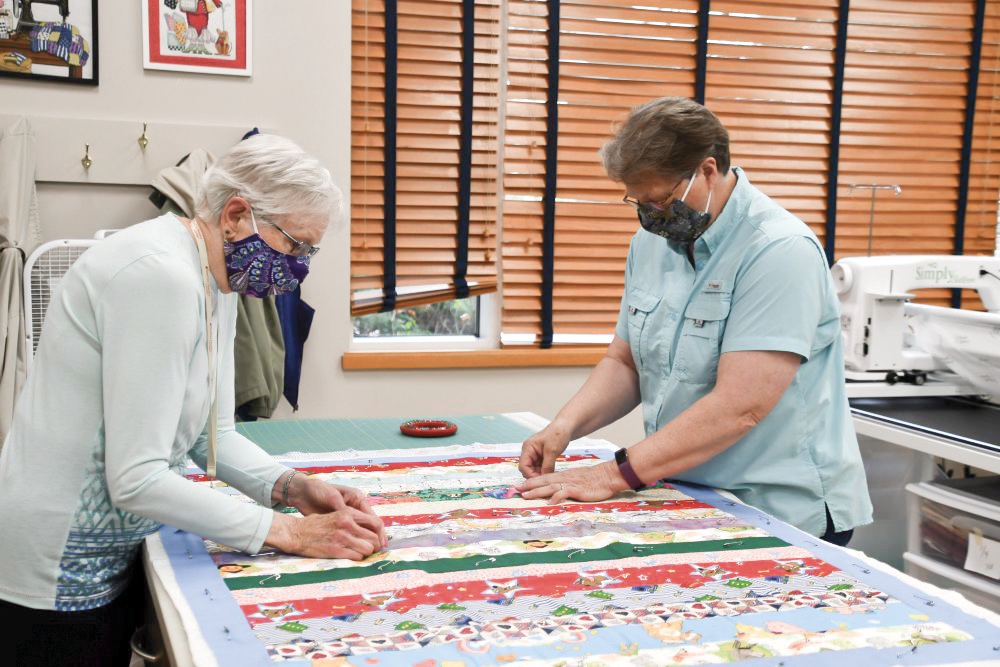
[834,256,1000,597]
[832,254,1000,397]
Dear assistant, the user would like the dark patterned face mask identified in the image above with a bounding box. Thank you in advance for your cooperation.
[636,169,713,244]
[223,210,310,298]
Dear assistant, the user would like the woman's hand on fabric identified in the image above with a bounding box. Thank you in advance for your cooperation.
[268,508,386,560]
[515,461,626,504]
[289,477,386,548]
[329,483,380,517]
[518,422,572,479]
[291,477,374,516]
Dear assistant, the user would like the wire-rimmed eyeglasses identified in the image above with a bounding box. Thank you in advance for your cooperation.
[249,207,320,257]
[267,220,320,258]
[622,175,688,212]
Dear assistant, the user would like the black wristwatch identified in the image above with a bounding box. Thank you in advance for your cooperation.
[614,447,646,491]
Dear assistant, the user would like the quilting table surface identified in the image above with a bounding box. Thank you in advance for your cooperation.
[145,413,1000,666]
[234,414,537,455]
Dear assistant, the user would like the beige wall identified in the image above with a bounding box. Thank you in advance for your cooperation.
[1,1,644,447]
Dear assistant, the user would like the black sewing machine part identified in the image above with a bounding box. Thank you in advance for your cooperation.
[13,0,71,32]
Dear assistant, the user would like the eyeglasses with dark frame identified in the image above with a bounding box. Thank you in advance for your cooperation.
[622,175,688,211]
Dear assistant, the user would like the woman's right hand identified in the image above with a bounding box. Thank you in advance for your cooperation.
[266,507,385,560]
[518,421,572,479]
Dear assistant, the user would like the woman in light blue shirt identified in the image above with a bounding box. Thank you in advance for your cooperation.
[517,97,873,545]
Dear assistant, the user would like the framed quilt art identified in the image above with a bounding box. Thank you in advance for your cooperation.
[0,0,98,84]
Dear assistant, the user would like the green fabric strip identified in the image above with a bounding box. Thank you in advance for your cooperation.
[224,536,787,591]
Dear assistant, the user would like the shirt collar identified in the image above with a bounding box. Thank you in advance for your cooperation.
[691,165,749,259]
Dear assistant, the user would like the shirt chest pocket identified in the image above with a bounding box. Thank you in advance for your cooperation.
[626,288,662,369]
[675,293,731,384]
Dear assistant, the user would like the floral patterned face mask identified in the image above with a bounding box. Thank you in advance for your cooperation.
[635,168,713,244]
[223,209,310,298]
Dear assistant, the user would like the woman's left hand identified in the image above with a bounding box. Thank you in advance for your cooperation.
[515,461,627,504]
[291,477,376,516]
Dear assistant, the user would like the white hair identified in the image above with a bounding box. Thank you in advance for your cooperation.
[195,134,343,228]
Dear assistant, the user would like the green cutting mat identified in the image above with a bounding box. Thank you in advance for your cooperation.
[235,414,535,455]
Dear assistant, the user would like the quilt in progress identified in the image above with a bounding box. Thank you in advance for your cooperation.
[158,443,1000,666]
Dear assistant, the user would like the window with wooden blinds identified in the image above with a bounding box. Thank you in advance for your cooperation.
[350,0,1000,353]
[351,0,501,316]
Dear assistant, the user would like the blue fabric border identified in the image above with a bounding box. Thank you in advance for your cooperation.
[158,526,273,666]
[676,481,1000,665]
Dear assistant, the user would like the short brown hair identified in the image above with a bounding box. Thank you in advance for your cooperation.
[600,97,731,183]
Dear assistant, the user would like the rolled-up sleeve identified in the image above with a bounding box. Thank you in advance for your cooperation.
[721,235,828,361]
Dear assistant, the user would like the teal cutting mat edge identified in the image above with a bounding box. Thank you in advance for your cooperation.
[235,414,536,455]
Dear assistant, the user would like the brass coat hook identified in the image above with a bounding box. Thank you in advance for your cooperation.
[81,144,92,169]
[138,123,149,150]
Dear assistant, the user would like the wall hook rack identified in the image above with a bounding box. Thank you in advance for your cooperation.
[81,144,92,169]
[138,123,149,150]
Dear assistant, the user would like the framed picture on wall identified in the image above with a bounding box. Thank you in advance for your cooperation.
[142,0,251,76]
[0,0,99,85]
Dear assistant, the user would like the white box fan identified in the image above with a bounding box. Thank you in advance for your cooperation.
[23,239,98,374]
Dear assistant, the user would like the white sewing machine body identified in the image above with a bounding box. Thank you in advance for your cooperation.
[832,255,1000,396]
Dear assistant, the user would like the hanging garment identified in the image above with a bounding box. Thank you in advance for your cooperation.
[0,117,42,445]
[149,148,286,419]
[148,148,216,214]
[275,287,314,412]
[234,295,284,420]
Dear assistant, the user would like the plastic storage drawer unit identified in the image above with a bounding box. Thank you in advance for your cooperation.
[905,477,1000,612]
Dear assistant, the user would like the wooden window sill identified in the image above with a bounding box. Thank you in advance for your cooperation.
[342,347,607,370]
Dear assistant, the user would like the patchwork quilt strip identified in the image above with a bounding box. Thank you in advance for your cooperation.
[160,445,1000,666]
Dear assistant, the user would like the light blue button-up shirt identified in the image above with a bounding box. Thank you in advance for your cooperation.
[615,167,873,536]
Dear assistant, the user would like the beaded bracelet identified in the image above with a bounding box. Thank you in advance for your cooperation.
[281,470,301,507]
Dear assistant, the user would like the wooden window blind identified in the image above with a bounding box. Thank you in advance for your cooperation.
[705,1,842,248]
[502,0,700,343]
[351,0,501,315]
[968,1,1000,257]
[836,0,999,308]
[837,0,977,259]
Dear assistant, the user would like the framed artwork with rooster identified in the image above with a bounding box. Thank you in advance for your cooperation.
[142,0,250,76]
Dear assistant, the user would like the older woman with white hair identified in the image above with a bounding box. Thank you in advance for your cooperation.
[0,134,385,666]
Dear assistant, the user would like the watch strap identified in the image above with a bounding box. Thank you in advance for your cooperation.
[615,447,646,491]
